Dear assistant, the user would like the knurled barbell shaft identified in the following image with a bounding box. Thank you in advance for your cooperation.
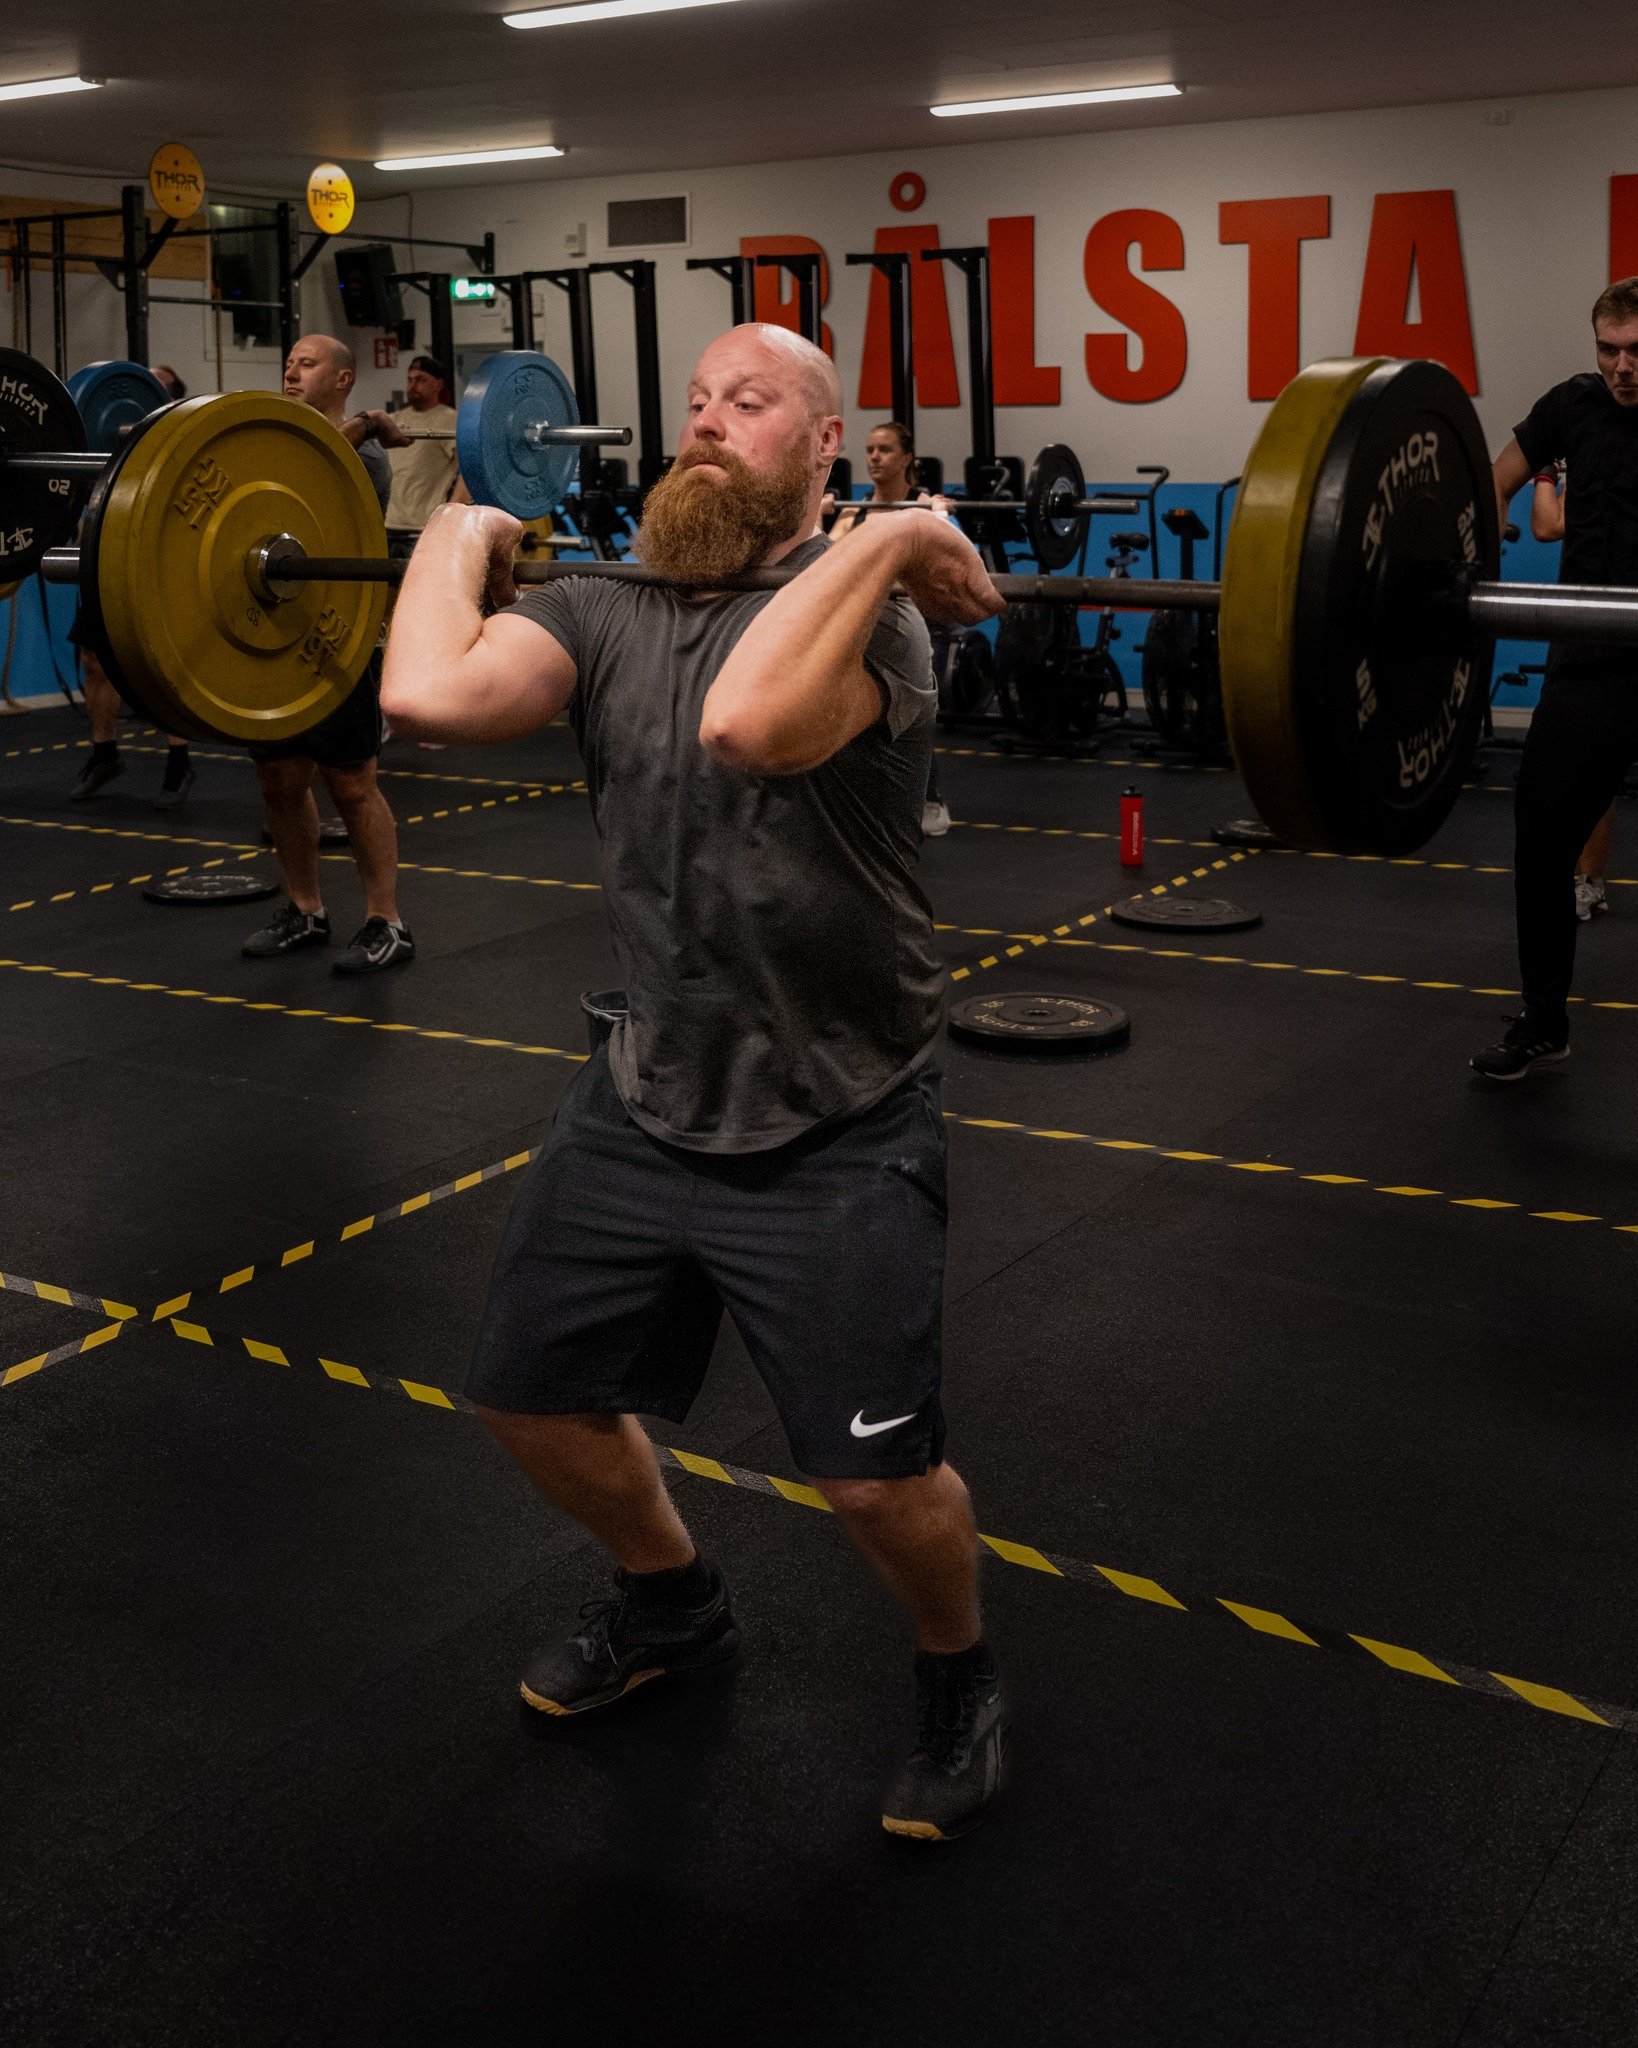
[393,424,633,448]
[846,497,1139,517]
[35,539,1638,647]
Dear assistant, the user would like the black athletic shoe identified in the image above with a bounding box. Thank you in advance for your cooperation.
[1470,1010,1570,1082]
[331,916,415,976]
[881,1647,1009,1842]
[69,753,124,801]
[520,1562,739,1716]
[152,757,195,810]
[241,902,331,959]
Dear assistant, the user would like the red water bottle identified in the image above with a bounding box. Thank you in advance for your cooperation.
[1120,786,1144,867]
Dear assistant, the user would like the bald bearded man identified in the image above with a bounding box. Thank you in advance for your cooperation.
[382,324,1010,1842]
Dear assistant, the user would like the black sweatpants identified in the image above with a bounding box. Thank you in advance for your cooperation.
[1514,664,1638,1022]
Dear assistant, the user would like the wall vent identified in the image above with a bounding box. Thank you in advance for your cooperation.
[607,195,689,250]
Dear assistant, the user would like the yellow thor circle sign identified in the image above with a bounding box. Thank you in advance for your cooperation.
[306,164,356,236]
[148,143,205,221]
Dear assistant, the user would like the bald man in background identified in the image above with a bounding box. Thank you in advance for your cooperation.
[238,334,415,975]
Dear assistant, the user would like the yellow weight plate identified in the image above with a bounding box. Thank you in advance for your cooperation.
[97,392,388,745]
[0,579,19,605]
[1218,358,1385,850]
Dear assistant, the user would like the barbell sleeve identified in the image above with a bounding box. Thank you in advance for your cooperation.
[1462,580,1638,645]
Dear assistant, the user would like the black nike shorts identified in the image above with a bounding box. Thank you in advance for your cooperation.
[465,1048,948,1481]
[247,660,382,769]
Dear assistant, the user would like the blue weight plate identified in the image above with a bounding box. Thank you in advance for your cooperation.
[456,350,580,519]
[68,361,170,453]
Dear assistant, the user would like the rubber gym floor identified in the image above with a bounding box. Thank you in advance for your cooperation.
[2,700,1635,2047]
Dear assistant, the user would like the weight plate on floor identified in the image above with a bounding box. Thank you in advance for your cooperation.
[96,391,388,744]
[456,350,580,520]
[1110,895,1263,932]
[143,871,281,904]
[947,992,1130,1053]
[0,346,89,581]
[1219,355,1498,856]
[1210,818,1286,849]
[1024,442,1087,572]
[67,361,170,453]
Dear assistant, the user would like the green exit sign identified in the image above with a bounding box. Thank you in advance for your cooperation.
[451,276,497,302]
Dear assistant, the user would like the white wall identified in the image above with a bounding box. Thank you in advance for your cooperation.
[352,83,1638,486]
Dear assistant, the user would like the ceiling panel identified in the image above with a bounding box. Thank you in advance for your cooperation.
[0,0,1625,197]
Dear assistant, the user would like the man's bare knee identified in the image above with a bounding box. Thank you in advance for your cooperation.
[258,757,313,804]
[816,1474,916,1522]
[322,763,380,813]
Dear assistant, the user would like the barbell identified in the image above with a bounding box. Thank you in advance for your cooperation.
[12,348,1638,857]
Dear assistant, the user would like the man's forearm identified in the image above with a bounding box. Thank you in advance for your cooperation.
[381,516,491,729]
[700,523,905,770]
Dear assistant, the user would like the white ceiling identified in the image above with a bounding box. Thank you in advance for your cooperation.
[0,0,1630,198]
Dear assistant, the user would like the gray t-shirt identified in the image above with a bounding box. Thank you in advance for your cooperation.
[356,437,392,515]
[510,535,942,1153]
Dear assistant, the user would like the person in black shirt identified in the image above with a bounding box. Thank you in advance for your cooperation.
[1472,276,1638,1080]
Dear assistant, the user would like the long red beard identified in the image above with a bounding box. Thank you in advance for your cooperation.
[635,441,814,585]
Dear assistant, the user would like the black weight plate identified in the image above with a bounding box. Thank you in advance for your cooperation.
[940,628,995,717]
[1292,358,1499,856]
[0,347,88,581]
[1110,895,1263,932]
[1140,608,1226,753]
[948,992,1130,1054]
[1025,442,1087,572]
[1210,818,1286,849]
[143,871,281,905]
[75,397,182,719]
[994,602,1092,746]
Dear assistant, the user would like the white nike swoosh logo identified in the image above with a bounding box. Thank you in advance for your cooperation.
[850,1409,916,1439]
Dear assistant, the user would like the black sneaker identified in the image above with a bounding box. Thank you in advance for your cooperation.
[1470,1010,1570,1082]
[152,756,195,810]
[881,1646,1009,1842]
[332,916,415,976]
[520,1562,739,1716]
[242,902,331,959]
[69,753,124,802]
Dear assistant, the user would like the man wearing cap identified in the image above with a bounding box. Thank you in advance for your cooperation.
[373,355,461,546]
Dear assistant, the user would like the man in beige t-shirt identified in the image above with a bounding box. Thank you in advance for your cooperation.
[372,353,460,535]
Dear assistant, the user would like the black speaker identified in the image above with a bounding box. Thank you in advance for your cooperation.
[334,244,404,329]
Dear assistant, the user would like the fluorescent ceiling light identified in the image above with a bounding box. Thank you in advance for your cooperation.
[506,0,744,28]
[0,74,102,104]
[932,82,1181,118]
[373,143,565,171]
